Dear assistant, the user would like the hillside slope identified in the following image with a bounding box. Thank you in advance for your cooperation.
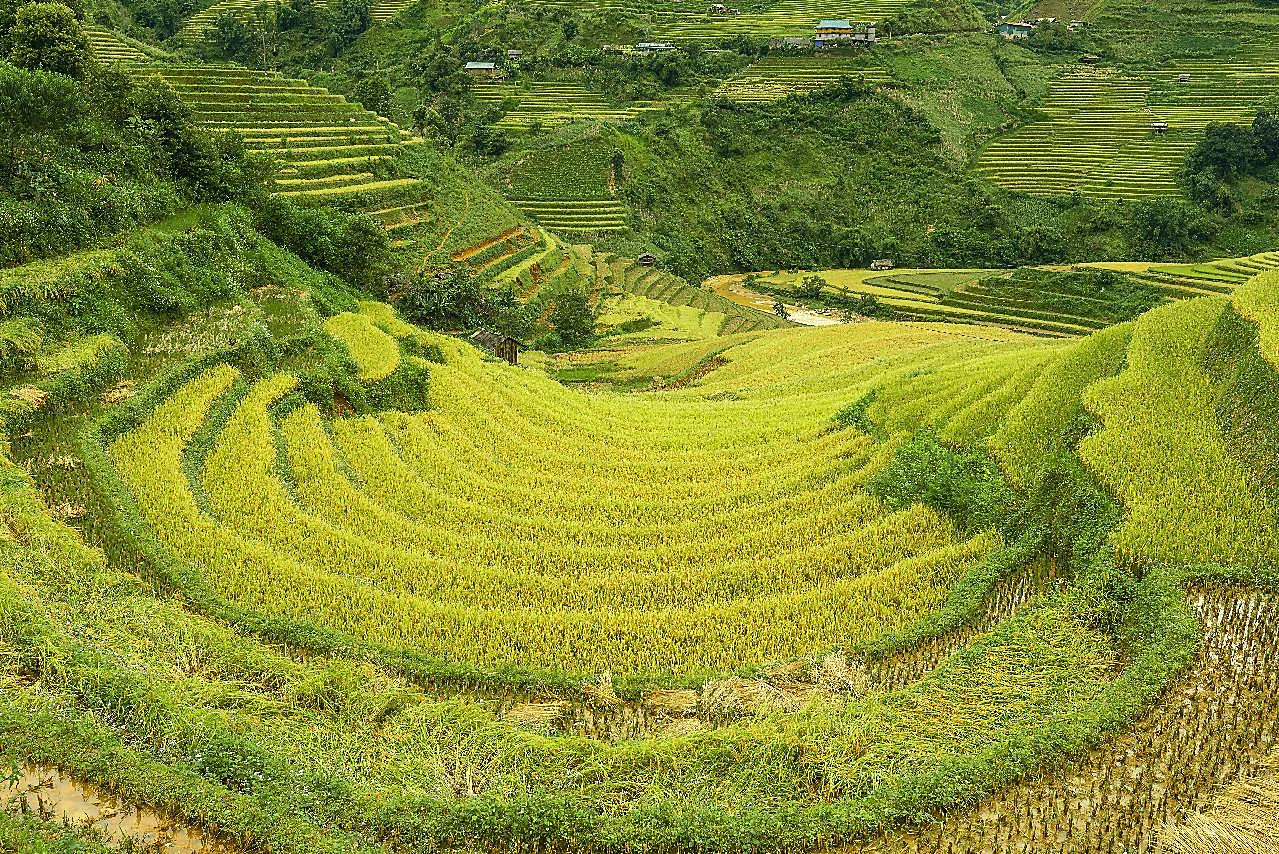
[2,229,1278,850]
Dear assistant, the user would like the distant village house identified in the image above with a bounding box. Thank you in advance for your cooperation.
[708,3,740,14]
[870,259,895,271]
[1151,121,1169,134]
[814,20,876,47]
[463,61,497,75]
[469,330,521,366]
[634,42,678,54]
[996,20,1035,38]
[506,49,524,60]
[637,252,657,267]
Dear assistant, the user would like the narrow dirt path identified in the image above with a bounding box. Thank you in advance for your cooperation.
[707,275,847,326]
[432,187,470,257]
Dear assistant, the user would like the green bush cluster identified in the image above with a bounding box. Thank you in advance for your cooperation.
[254,197,394,291]
[1185,111,1279,214]
[0,61,272,266]
[868,431,1019,535]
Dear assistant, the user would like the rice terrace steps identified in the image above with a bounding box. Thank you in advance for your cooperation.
[25,266,1277,853]
[71,28,460,266]
[716,55,890,102]
[85,25,154,63]
[156,65,426,209]
[725,251,1279,338]
[511,198,629,234]
[176,0,269,42]
[977,53,1279,199]
[473,80,663,128]
[15,5,1279,854]
[444,227,790,334]
[369,0,419,23]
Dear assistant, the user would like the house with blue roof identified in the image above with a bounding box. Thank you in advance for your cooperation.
[814,20,876,47]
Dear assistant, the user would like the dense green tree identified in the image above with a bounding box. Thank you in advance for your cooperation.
[396,265,513,330]
[212,10,251,59]
[1188,122,1262,177]
[128,0,203,39]
[794,274,827,300]
[409,42,468,95]
[328,0,370,51]
[1026,21,1085,52]
[247,5,280,66]
[255,198,393,288]
[8,2,87,77]
[277,0,321,31]
[1129,198,1212,256]
[353,72,392,117]
[545,283,595,347]
[0,57,81,138]
[1185,170,1236,215]
[1254,110,1279,162]
[1,61,271,264]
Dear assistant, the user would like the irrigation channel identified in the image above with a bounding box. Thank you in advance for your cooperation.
[6,764,237,851]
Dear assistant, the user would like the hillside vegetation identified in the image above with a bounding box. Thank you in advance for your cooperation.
[4,0,1279,851]
[4,241,1279,850]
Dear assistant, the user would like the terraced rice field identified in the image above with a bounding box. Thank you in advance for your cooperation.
[31,268,1275,852]
[8,230,1279,853]
[448,226,786,332]
[474,80,660,128]
[22,39,430,218]
[739,252,1279,337]
[975,68,1174,200]
[715,55,889,102]
[511,198,628,234]
[369,0,418,23]
[1118,252,1279,298]
[85,25,151,63]
[603,255,791,334]
[176,0,268,41]
[154,66,426,211]
[449,227,595,312]
[525,0,908,39]
[977,57,1279,200]
[1146,56,1279,134]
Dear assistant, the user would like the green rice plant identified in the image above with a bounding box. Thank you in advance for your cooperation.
[1233,270,1279,367]
[991,324,1134,487]
[1081,297,1279,569]
[323,312,401,382]
[45,284,1279,854]
[111,362,992,676]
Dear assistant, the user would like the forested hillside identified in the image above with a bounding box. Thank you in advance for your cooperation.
[3,0,1279,850]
